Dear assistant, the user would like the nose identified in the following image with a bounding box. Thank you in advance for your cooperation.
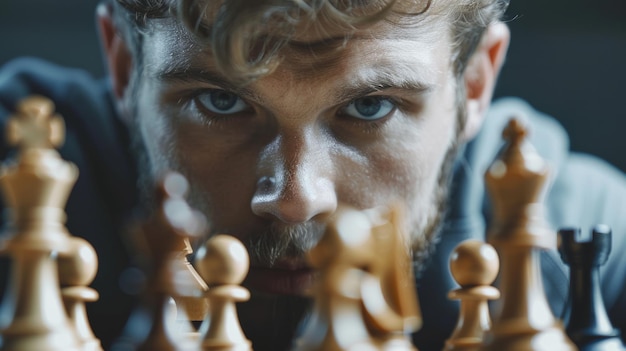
[251,131,337,223]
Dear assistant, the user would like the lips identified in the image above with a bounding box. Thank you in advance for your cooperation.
[244,258,317,296]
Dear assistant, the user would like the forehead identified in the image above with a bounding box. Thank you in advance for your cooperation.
[144,8,452,82]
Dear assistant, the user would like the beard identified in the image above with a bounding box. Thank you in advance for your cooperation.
[245,221,326,267]
[410,138,460,275]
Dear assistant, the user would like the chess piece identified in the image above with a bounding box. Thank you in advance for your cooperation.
[480,118,576,350]
[559,226,625,351]
[0,96,80,351]
[5,95,65,150]
[195,234,252,351]
[133,172,207,351]
[294,206,379,351]
[444,240,500,351]
[58,237,103,351]
[364,205,421,350]
[172,238,209,322]
[295,205,421,351]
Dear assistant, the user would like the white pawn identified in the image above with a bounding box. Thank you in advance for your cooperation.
[58,237,103,351]
[195,235,252,351]
[444,240,500,351]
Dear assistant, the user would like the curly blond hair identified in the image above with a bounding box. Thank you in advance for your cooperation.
[112,0,509,82]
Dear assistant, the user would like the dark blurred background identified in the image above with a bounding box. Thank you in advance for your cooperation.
[1,0,625,170]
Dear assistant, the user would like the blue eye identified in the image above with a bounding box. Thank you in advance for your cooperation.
[343,97,395,120]
[196,90,248,114]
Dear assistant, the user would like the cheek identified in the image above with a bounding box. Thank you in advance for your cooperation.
[354,82,458,213]
[171,122,263,233]
[361,140,439,210]
[134,84,178,177]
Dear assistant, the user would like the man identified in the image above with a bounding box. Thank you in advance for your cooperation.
[0,0,625,350]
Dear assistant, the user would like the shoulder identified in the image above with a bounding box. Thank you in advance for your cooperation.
[0,57,133,172]
[0,57,106,108]
[0,56,137,204]
[0,57,118,151]
[482,98,626,229]
[478,97,569,169]
[549,152,626,229]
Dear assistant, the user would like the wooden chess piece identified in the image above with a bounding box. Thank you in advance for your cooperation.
[0,96,80,351]
[133,172,207,351]
[294,206,382,351]
[558,226,625,351]
[172,238,209,323]
[480,118,576,351]
[295,205,421,351]
[58,237,103,351]
[363,206,421,351]
[444,240,500,351]
[5,95,65,150]
[195,234,252,351]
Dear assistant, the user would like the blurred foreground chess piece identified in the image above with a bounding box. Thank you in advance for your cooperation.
[195,234,252,351]
[129,172,208,351]
[558,226,625,351]
[480,118,575,350]
[174,238,209,322]
[0,96,81,350]
[294,205,420,351]
[444,240,500,351]
[295,206,381,351]
[364,205,421,350]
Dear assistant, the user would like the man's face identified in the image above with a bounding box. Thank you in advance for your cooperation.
[128,13,459,295]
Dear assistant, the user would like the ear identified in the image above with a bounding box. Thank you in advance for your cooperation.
[460,21,510,142]
[97,3,132,100]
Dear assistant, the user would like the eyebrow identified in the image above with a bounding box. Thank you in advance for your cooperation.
[157,68,261,101]
[336,75,433,103]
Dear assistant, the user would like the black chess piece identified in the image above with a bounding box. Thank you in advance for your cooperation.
[558,225,625,351]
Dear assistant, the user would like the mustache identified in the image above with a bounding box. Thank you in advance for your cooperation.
[245,221,326,267]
